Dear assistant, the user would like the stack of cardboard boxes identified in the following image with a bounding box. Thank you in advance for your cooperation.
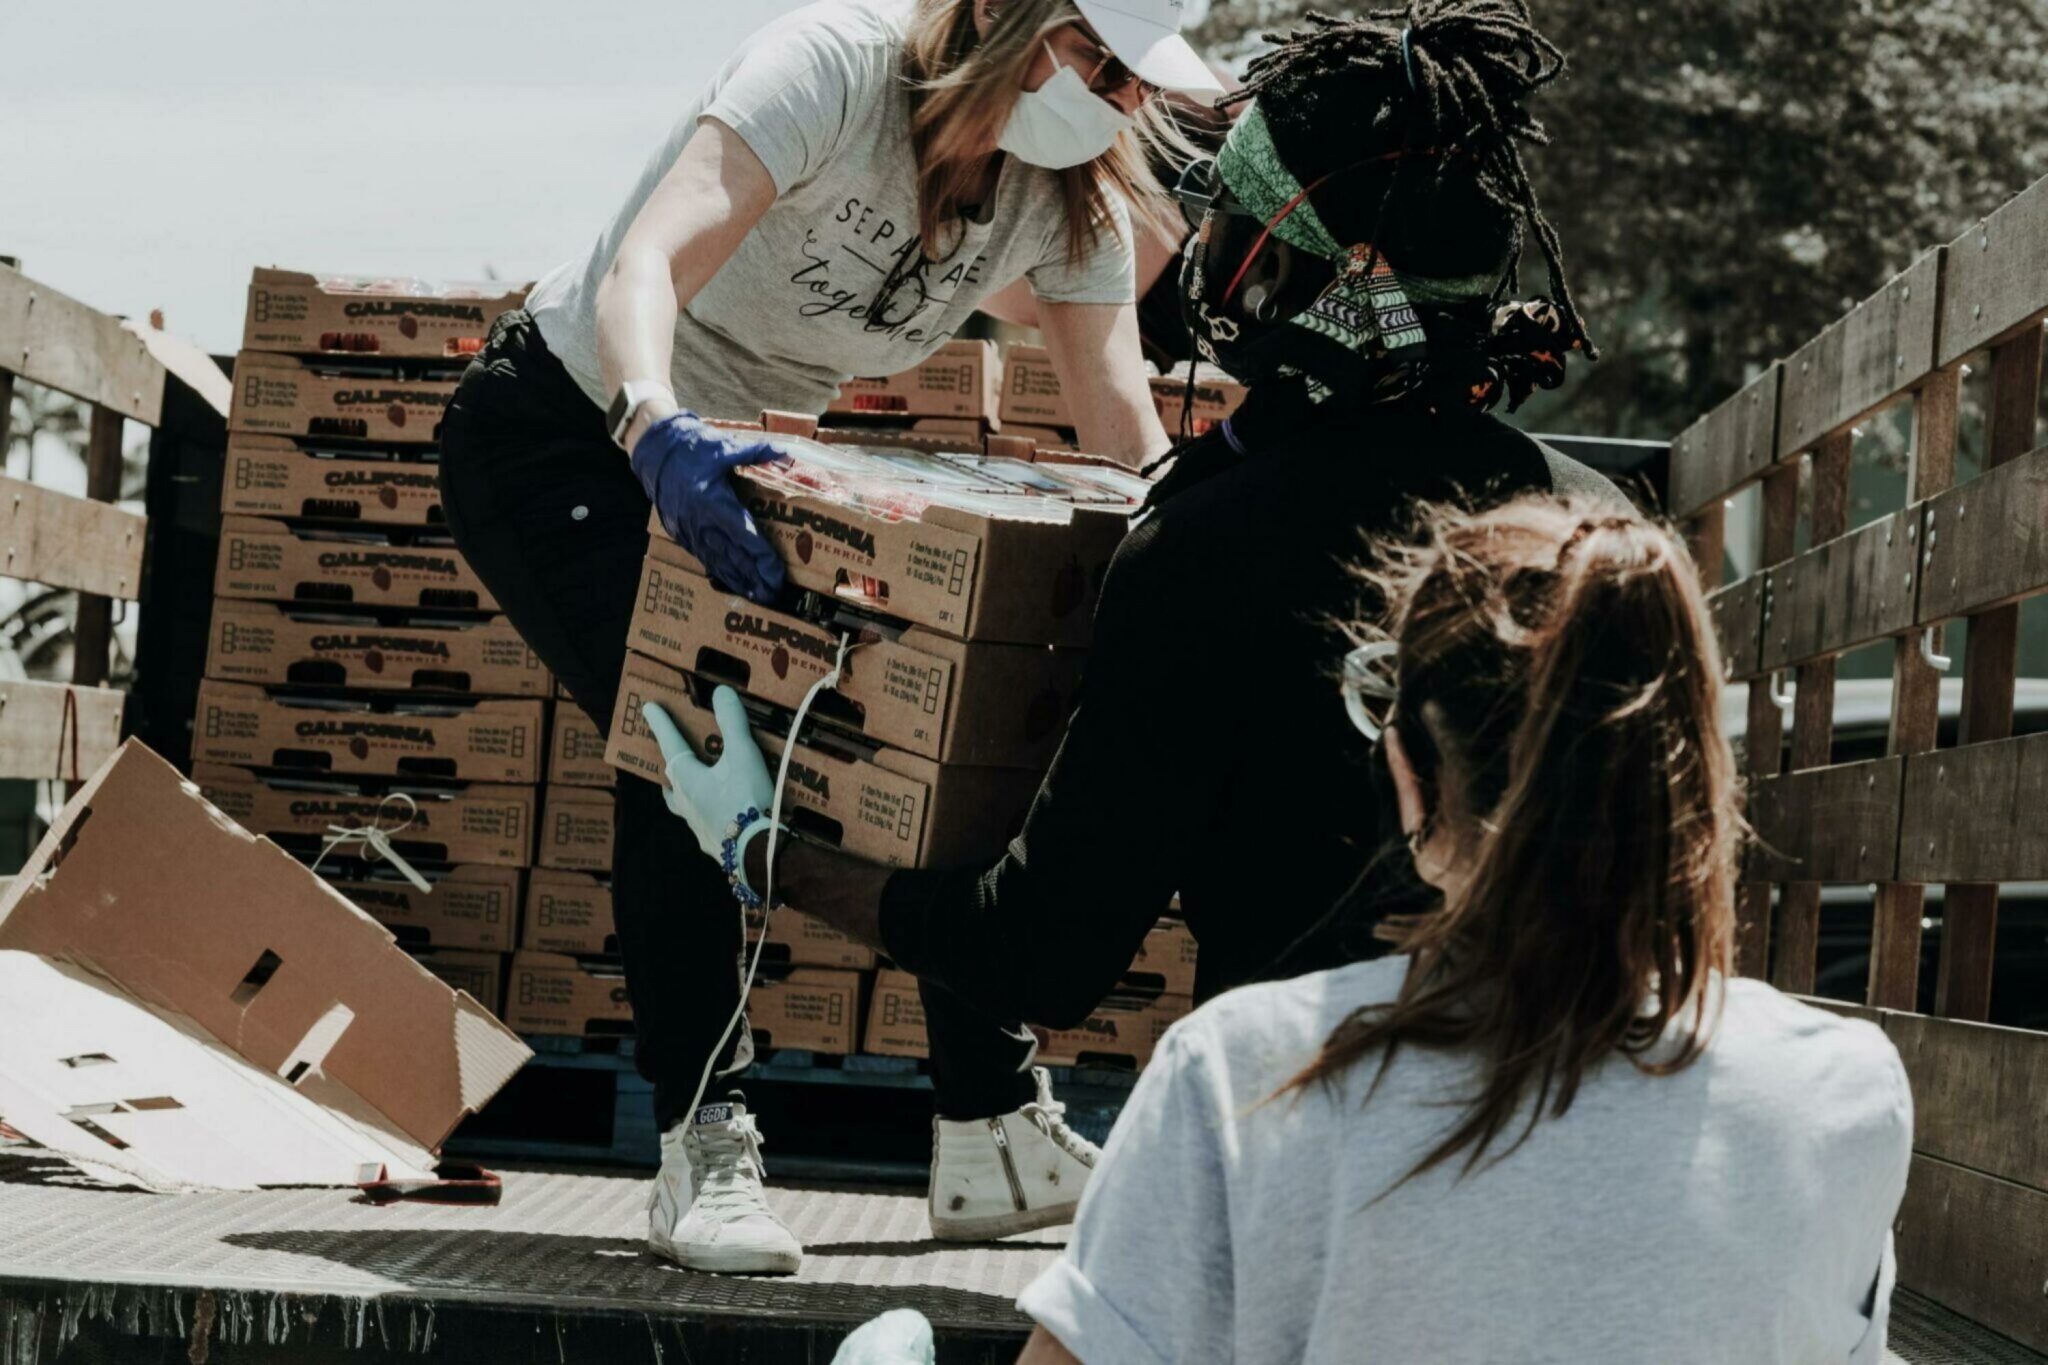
[1000,344,1248,449]
[591,409,1197,1071]
[193,268,540,1021]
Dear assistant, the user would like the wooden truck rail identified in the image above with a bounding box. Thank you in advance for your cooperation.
[1670,172,2048,1354]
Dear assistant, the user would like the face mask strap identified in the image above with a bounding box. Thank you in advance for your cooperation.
[1217,147,1448,309]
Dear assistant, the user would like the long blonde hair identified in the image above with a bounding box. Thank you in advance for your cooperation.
[1286,498,1739,1187]
[902,0,1188,264]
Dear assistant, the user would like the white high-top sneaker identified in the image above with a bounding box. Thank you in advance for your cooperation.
[646,1096,803,1274]
[928,1067,1100,1242]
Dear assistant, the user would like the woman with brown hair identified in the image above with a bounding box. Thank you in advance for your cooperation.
[1013,498,1913,1364]
[439,0,1220,1274]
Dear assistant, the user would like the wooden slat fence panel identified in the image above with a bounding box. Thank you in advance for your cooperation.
[1894,1157,2048,1353]
[1669,364,1782,519]
[1745,758,1903,885]
[0,265,164,423]
[0,474,145,600]
[1777,252,1942,457]
[1940,174,2048,365]
[0,681,124,782]
[1897,733,2048,883]
[1757,509,1922,673]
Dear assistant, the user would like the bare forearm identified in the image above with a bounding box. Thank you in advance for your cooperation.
[746,835,894,951]
[595,246,682,408]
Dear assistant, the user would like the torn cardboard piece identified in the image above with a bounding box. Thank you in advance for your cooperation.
[193,763,537,868]
[230,352,457,444]
[630,544,1083,767]
[193,680,544,784]
[224,434,447,526]
[217,516,497,613]
[607,654,1040,868]
[0,740,530,1190]
[207,600,551,697]
[244,268,526,362]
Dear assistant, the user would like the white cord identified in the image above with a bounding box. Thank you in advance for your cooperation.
[680,632,860,1127]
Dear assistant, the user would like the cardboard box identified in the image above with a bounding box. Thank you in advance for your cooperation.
[749,967,864,1055]
[193,763,536,868]
[827,339,999,422]
[522,869,616,957]
[194,680,544,785]
[539,784,614,872]
[412,947,507,1017]
[224,434,447,526]
[684,416,1129,646]
[1035,992,1192,1071]
[230,352,459,444]
[0,741,529,1190]
[319,863,522,954]
[1002,423,1078,452]
[1000,344,1070,427]
[1126,916,1198,998]
[746,906,877,971]
[217,516,497,613]
[244,267,525,361]
[629,546,1082,767]
[504,951,635,1037]
[1149,368,1248,436]
[548,703,615,787]
[206,600,550,698]
[864,968,928,1058]
[608,654,1040,868]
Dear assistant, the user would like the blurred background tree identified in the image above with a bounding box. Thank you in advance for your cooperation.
[1192,0,2048,440]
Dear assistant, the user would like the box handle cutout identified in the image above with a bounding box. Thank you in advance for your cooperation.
[62,1106,129,1150]
[60,1053,116,1068]
[279,1002,356,1085]
[231,950,284,1006]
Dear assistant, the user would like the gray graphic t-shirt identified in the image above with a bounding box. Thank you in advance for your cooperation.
[526,0,1136,421]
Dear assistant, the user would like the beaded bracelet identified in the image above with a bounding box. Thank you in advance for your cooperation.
[720,807,785,910]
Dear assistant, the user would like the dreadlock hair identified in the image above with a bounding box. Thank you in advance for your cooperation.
[1223,1,1595,358]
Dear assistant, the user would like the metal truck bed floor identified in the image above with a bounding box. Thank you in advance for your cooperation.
[1,1147,2037,1364]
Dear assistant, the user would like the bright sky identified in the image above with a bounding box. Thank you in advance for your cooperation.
[0,0,813,355]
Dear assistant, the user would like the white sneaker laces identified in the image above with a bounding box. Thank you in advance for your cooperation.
[1022,1092,1100,1167]
[690,1117,777,1218]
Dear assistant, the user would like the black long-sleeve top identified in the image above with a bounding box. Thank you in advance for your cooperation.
[879,391,1626,1028]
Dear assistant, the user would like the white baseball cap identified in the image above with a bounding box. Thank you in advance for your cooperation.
[1075,0,1226,98]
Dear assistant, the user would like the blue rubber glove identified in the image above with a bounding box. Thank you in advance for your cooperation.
[641,688,775,863]
[630,411,788,605]
[828,1310,934,1365]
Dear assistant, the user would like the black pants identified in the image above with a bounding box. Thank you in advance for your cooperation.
[438,311,1037,1128]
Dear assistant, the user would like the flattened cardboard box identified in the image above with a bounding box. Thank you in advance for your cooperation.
[194,680,544,785]
[865,968,928,1058]
[1127,917,1198,998]
[1000,344,1070,428]
[522,869,616,957]
[630,545,1082,767]
[504,951,633,1037]
[1036,992,1191,1070]
[411,948,507,1018]
[224,434,447,526]
[750,967,863,1055]
[746,906,877,971]
[548,703,615,787]
[0,741,529,1191]
[693,415,1128,647]
[217,515,497,613]
[320,864,522,954]
[230,352,457,445]
[540,784,614,872]
[245,268,525,361]
[608,654,1040,868]
[193,763,536,868]
[207,600,550,698]
[827,339,999,422]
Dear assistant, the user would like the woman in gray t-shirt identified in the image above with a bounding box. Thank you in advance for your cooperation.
[438,0,1223,1277]
[1016,499,1912,1364]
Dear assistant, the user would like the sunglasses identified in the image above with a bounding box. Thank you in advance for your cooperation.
[1068,23,1153,98]
[1341,641,1400,744]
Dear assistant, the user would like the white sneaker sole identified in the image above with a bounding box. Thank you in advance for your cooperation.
[649,1228,804,1276]
[928,1198,1081,1242]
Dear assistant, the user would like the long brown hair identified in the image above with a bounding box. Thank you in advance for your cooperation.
[1287,497,1739,1186]
[901,0,1185,263]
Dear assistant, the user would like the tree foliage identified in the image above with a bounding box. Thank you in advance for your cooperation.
[1192,1,2048,438]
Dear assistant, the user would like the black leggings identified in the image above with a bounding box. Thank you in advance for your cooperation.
[437,311,1035,1127]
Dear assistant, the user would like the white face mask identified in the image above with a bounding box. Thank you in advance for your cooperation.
[998,45,1135,170]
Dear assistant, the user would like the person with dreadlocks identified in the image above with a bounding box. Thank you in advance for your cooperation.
[647,0,1631,1242]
